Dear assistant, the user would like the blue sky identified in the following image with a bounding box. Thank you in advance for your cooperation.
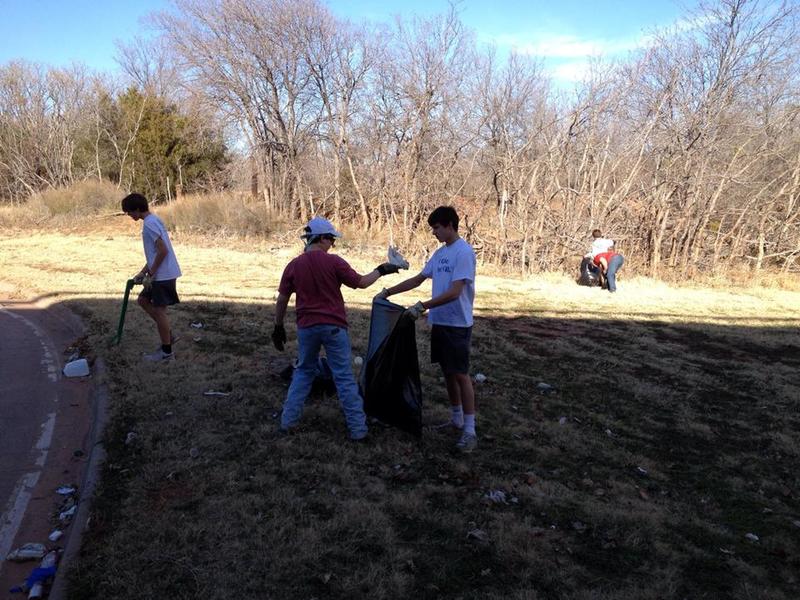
[0,0,692,81]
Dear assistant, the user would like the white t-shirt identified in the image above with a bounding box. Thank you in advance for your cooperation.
[421,238,476,327]
[142,214,182,281]
[590,237,614,258]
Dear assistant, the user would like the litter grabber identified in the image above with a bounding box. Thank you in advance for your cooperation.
[113,274,150,345]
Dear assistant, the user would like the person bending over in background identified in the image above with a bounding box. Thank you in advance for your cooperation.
[272,217,400,440]
[593,250,625,293]
[122,192,182,362]
[587,229,614,258]
[375,206,478,453]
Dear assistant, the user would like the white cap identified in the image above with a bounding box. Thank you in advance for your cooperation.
[301,216,341,240]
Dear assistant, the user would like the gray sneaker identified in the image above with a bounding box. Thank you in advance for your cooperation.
[456,433,478,453]
[143,349,175,362]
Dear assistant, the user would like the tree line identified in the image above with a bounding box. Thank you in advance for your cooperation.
[2,0,799,276]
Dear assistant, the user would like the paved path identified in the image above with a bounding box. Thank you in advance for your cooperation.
[0,301,89,593]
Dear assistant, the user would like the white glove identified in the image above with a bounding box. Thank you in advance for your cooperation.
[388,246,409,270]
[404,301,426,320]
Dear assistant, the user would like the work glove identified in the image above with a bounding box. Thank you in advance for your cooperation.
[271,324,287,351]
[376,262,400,276]
[133,273,145,284]
[404,301,426,321]
[374,288,390,302]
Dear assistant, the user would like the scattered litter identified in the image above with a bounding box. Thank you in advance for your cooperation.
[13,551,58,597]
[480,568,491,576]
[636,466,648,476]
[193,336,202,342]
[605,429,614,436]
[6,543,46,562]
[388,246,410,269]
[125,432,137,445]
[719,547,735,555]
[203,390,231,397]
[572,521,587,532]
[510,496,519,504]
[59,505,77,521]
[189,447,200,459]
[484,490,507,504]
[48,530,63,542]
[745,532,759,542]
[353,356,363,367]
[63,358,90,378]
[792,520,800,528]
[271,412,279,419]
[536,382,556,394]
[638,489,650,501]
[467,528,489,542]
[190,322,204,329]
[474,373,487,384]
[558,417,567,425]
[56,485,76,496]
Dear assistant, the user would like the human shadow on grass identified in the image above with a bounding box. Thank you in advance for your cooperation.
[7,298,798,600]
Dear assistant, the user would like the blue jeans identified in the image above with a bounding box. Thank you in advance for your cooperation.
[280,324,368,439]
[606,255,624,292]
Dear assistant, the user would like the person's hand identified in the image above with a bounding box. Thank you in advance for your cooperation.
[404,301,426,321]
[374,288,390,302]
[133,273,144,285]
[271,324,287,351]
[376,262,400,276]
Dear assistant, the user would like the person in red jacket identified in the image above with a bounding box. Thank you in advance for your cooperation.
[593,250,624,293]
[272,217,400,439]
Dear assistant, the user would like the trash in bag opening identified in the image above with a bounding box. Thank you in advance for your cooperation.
[360,298,423,437]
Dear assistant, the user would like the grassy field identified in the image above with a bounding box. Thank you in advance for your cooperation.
[1,221,799,599]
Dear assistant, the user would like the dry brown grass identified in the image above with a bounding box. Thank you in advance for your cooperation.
[1,219,799,600]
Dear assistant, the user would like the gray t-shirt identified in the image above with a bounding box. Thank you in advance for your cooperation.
[421,238,476,327]
[142,214,182,281]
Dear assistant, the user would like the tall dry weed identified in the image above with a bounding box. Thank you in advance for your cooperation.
[157,192,280,237]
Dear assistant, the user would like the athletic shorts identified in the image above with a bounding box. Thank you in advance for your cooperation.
[430,324,472,375]
[140,279,180,307]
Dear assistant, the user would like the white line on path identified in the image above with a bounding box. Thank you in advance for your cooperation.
[0,306,61,566]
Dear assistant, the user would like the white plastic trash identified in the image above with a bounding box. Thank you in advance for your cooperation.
[63,358,90,377]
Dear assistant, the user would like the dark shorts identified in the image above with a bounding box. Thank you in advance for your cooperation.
[139,279,180,307]
[431,324,472,375]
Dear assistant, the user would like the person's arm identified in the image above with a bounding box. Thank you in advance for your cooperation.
[274,292,290,326]
[383,273,427,296]
[357,269,383,289]
[147,237,169,277]
[421,279,466,310]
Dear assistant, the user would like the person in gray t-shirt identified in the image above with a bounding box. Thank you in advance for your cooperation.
[375,206,478,453]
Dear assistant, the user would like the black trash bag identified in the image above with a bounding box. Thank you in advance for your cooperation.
[360,298,423,437]
[578,256,601,286]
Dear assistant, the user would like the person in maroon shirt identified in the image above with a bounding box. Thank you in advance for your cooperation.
[593,250,625,293]
[272,217,400,439]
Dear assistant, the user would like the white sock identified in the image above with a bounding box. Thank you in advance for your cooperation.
[451,405,464,427]
[463,414,476,436]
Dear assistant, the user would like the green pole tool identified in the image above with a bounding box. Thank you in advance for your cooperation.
[114,278,136,345]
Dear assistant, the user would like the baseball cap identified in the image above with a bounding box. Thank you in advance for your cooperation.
[301,216,341,239]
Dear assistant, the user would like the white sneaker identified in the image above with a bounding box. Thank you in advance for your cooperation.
[143,349,175,362]
[456,433,478,453]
